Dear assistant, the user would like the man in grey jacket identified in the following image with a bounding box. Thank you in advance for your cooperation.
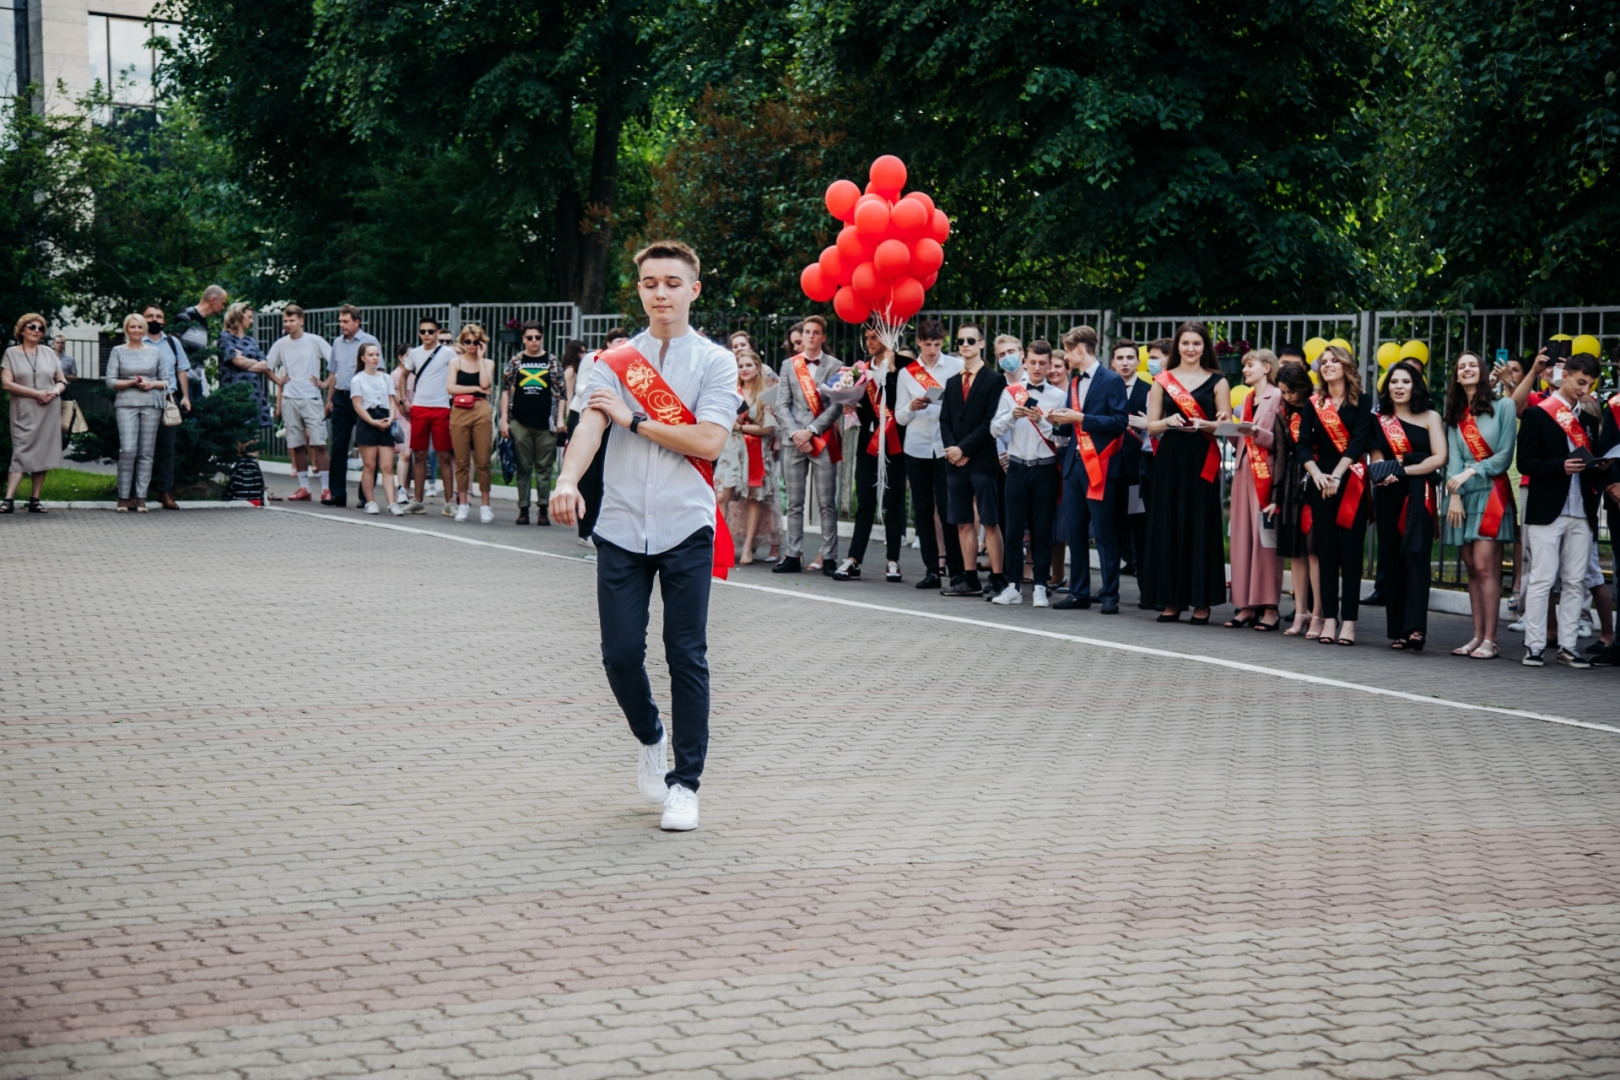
[771,315,843,574]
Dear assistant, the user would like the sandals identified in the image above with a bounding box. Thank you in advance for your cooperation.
[25,498,47,514]
[1452,637,1483,657]
[0,499,12,514]
[1316,619,1338,644]
[1254,613,1280,631]
[1224,611,1257,629]
[1405,631,1425,653]
[1470,641,1499,660]
[1305,616,1325,641]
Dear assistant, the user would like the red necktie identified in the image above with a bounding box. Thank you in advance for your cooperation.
[961,370,973,400]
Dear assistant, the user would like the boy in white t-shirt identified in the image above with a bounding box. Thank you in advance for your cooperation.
[266,305,333,500]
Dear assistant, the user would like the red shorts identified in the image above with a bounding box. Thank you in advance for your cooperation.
[409,406,452,453]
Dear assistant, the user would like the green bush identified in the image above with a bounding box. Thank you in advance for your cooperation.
[69,381,260,492]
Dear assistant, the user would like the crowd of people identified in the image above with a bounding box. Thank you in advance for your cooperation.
[6,292,1617,671]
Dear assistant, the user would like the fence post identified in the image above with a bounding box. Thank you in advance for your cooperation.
[1101,309,1115,355]
[448,305,462,337]
[1358,309,1374,388]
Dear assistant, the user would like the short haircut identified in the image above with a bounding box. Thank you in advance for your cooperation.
[1060,325,1099,353]
[634,239,701,278]
[142,303,164,317]
[419,316,440,330]
[1379,359,1432,415]
[339,304,361,321]
[13,312,46,340]
[916,318,945,341]
[1148,337,1174,356]
[1565,352,1601,379]
[802,315,827,333]
[1111,338,1138,356]
[1277,342,1306,361]
[993,333,1022,353]
[521,319,543,334]
[1028,339,1053,357]
[1242,348,1280,384]
[604,327,630,344]
[224,302,254,333]
[201,285,227,303]
[283,304,304,320]
[957,322,983,339]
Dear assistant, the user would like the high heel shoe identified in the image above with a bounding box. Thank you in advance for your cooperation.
[1189,610,1211,626]
[1316,618,1338,644]
[1304,616,1325,641]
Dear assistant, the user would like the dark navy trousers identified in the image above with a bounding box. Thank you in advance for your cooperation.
[1064,468,1120,604]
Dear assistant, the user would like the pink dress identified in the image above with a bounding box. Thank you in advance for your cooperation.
[1228,384,1284,609]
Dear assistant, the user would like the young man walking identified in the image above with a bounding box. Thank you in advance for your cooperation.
[770,314,843,574]
[403,317,457,514]
[550,240,739,832]
[266,305,333,501]
[323,305,379,507]
[895,318,964,588]
[501,321,567,525]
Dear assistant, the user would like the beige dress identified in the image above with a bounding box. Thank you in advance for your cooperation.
[4,345,64,474]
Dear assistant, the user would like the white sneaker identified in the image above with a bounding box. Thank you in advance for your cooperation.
[406,501,425,515]
[479,505,494,524]
[1578,615,1593,639]
[454,503,470,522]
[1508,617,1526,633]
[363,501,379,515]
[991,583,1023,605]
[661,783,699,831]
[388,503,405,516]
[1033,585,1050,608]
[637,733,669,804]
[577,536,592,547]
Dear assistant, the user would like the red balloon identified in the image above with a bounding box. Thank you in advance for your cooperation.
[836,225,865,264]
[904,191,935,218]
[854,198,891,236]
[800,263,837,303]
[833,285,871,325]
[851,261,886,305]
[817,245,843,283]
[909,237,944,277]
[929,209,951,244]
[824,179,861,223]
[888,276,925,320]
[921,271,939,290]
[891,198,928,240]
[869,155,908,196]
[873,239,910,280]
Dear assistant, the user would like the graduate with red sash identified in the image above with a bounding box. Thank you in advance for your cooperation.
[1369,361,1448,652]
[550,240,742,833]
[767,315,843,575]
[1297,345,1372,645]
[833,328,908,583]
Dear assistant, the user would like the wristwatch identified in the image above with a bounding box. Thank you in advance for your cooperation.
[629,412,649,435]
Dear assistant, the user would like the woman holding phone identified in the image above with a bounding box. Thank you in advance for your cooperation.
[351,342,403,515]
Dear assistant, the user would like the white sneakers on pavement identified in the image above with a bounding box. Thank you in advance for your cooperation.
[388,503,405,517]
[454,503,470,523]
[1032,585,1050,608]
[479,505,494,524]
[637,733,669,804]
[406,501,425,515]
[661,784,699,831]
[991,583,1023,605]
[363,501,379,515]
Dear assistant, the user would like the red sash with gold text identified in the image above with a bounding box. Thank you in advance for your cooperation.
[1154,371,1220,483]
[792,354,842,463]
[1284,408,1310,533]
[1540,393,1592,449]
[600,344,735,579]
[1457,410,1512,539]
[1241,392,1273,507]
[1378,414,1434,536]
[864,374,902,457]
[1068,377,1120,499]
[1006,383,1062,459]
[1314,393,1366,529]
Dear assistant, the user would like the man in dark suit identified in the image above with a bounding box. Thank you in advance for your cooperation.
[1516,351,1609,668]
[1107,339,1152,579]
[938,323,1008,597]
[1047,325,1129,613]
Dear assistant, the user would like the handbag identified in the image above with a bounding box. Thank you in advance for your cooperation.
[451,394,481,409]
[61,397,81,434]
[162,393,183,427]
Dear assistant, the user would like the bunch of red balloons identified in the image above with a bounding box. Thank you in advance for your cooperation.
[799,155,950,326]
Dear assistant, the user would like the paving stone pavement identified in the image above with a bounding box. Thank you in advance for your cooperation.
[2,505,1618,1079]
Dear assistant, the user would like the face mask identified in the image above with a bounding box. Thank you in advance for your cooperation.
[1147,358,1163,376]
[998,354,1021,374]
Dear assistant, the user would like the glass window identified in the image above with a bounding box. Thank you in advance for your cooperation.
[87,13,179,108]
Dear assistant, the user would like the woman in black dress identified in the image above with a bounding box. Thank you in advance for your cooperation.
[1143,320,1230,623]
[1299,344,1372,646]
[1370,360,1448,650]
[1271,362,1321,637]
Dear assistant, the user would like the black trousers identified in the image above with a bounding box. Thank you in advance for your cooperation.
[1310,491,1368,622]
[1376,483,1430,639]
[568,410,608,540]
[596,527,714,792]
[327,390,355,505]
[849,450,907,564]
[1004,460,1059,586]
[904,454,964,577]
[151,420,177,495]
[1112,479,1146,571]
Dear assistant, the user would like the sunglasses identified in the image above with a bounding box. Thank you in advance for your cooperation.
[523,333,542,341]
[419,328,437,335]
[23,323,43,332]
[958,337,980,345]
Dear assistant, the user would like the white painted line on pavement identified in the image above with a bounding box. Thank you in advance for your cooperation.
[268,506,1620,737]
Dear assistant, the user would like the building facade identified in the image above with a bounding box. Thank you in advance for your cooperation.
[7,0,173,109]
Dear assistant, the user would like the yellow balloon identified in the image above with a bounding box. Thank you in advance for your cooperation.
[1304,337,1329,363]
[1310,370,1321,388]
[1398,339,1429,364]
[1550,333,1574,341]
[1327,337,1353,355]
[1137,344,1149,373]
[1376,341,1401,368]
[1572,334,1602,357]
[1230,384,1252,411]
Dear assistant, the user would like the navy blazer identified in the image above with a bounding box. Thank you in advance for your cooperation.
[1056,364,1130,484]
[1117,376,1151,482]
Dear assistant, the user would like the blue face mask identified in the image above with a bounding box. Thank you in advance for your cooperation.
[1147,357,1163,376]
[998,353,1021,374]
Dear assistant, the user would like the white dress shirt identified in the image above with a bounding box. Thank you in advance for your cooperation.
[329,330,380,392]
[990,381,1066,461]
[582,329,740,555]
[895,353,964,458]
